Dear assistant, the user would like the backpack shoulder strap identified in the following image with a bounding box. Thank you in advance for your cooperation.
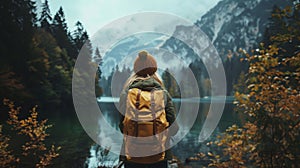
[150,89,157,135]
[134,88,141,137]
[135,89,141,109]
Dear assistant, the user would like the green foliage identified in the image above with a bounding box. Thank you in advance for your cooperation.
[233,71,247,94]
[52,7,76,60]
[0,1,103,109]
[94,47,103,97]
[187,59,214,97]
[73,21,87,50]
[28,29,73,106]
[162,69,180,98]
[0,0,36,74]
[0,1,102,167]
[39,0,52,32]
[224,51,248,95]
[0,68,30,102]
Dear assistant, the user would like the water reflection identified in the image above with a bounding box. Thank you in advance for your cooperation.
[86,97,237,167]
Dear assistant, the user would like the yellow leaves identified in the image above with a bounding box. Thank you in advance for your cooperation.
[0,124,18,167]
[234,92,240,99]
[259,66,266,72]
[2,99,60,167]
[207,152,214,157]
[221,5,300,167]
[227,124,238,132]
[19,120,28,127]
[285,153,295,160]
[216,143,223,147]
[235,92,249,105]
[203,123,259,167]
[35,145,61,168]
[249,91,256,97]
[259,42,265,47]
[206,141,213,146]
[267,45,279,55]
[284,6,293,14]
[195,152,205,159]
[248,145,256,152]
[247,84,255,90]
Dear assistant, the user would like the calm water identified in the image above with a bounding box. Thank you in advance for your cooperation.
[86,97,239,167]
[1,97,238,168]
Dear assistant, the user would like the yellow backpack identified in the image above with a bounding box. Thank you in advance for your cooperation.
[122,88,169,164]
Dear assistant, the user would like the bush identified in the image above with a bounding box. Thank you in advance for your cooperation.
[0,99,60,168]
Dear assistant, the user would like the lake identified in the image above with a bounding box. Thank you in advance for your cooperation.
[85,97,239,168]
[0,97,239,168]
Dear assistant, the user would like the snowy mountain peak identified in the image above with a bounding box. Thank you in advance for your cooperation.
[193,0,291,55]
[159,0,292,65]
[99,0,292,77]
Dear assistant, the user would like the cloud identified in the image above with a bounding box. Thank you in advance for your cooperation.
[48,0,220,35]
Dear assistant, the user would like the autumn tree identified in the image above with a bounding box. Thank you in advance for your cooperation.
[0,99,60,167]
[204,3,300,168]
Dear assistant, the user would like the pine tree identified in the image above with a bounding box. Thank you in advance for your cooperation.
[0,0,37,104]
[188,60,205,97]
[162,69,180,97]
[52,7,67,32]
[94,47,103,78]
[52,7,75,59]
[94,48,103,65]
[162,69,171,92]
[94,48,103,97]
[73,21,93,61]
[39,0,52,32]
[0,0,36,73]
[73,21,85,49]
[28,29,73,106]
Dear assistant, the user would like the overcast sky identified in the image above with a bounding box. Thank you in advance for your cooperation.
[46,0,221,36]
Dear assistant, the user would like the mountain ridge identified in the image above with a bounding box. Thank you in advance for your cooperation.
[162,0,292,63]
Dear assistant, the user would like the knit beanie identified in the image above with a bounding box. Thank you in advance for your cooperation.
[134,50,157,76]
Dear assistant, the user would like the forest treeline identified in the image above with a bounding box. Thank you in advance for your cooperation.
[0,0,102,113]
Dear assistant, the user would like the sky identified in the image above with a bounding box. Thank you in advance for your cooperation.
[44,0,221,36]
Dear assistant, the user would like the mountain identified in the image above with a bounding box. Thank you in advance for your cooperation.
[100,0,292,77]
[100,33,170,77]
[163,0,292,60]
[98,0,293,96]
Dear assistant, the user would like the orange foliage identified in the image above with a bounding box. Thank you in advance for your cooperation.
[0,99,60,168]
[205,4,300,168]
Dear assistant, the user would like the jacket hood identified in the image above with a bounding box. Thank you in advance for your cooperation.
[128,77,162,91]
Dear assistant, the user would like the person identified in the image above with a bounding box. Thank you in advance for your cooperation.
[118,50,178,168]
